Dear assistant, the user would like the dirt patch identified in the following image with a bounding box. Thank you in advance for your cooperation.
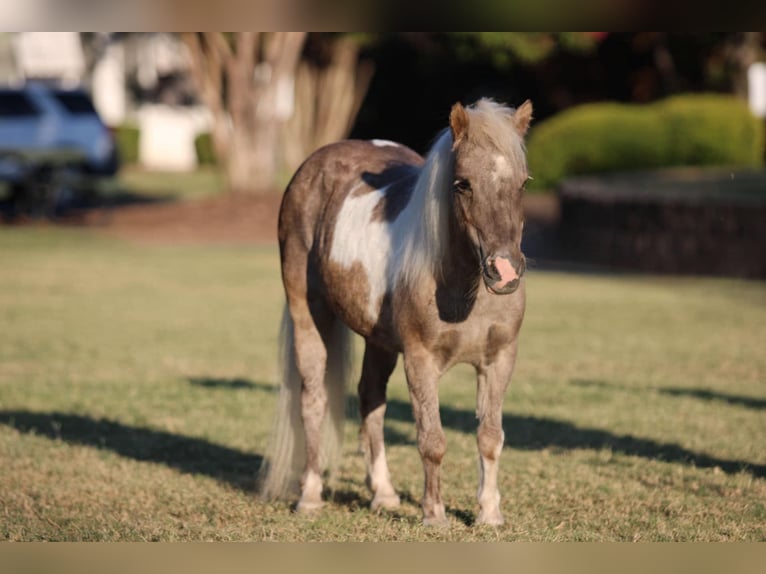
[80,192,284,245]
[57,191,560,248]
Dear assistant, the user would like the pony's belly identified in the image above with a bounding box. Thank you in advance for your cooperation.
[319,259,399,348]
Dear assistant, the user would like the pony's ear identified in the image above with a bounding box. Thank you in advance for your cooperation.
[514,99,533,136]
[449,102,469,149]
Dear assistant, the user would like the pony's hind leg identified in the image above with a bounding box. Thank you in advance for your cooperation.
[288,296,335,513]
[358,343,400,511]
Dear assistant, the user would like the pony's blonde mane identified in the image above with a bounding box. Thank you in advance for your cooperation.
[393,99,526,288]
[468,99,528,175]
[392,128,454,289]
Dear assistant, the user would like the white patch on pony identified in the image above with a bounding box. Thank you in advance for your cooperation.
[330,130,455,321]
[371,139,400,148]
[475,430,505,524]
[370,452,394,494]
[369,450,399,510]
[330,184,402,321]
[492,154,512,182]
[299,469,324,509]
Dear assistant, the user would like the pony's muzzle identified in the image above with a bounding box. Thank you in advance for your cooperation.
[483,255,525,294]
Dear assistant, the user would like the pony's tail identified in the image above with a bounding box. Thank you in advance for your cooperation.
[259,306,353,501]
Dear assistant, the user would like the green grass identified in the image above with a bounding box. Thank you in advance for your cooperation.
[116,166,225,202]
[0,227,765,540]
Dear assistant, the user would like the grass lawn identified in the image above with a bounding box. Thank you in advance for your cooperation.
[0,227,764,541]
[116,166,226,202]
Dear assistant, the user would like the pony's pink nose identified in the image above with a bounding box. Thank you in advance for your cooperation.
[492,256,519,284]
[484,255,525,294]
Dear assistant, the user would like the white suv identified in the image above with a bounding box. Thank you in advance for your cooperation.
[0,83,119,217]
[0,82,118,177]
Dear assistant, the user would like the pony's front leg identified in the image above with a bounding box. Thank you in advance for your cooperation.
[403,350,448,526]
[475,342,518,526]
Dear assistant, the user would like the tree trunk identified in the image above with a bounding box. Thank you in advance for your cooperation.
[182,32,306,194]
[183,33,370,193]
[727,32,762,100]
[283,36,374,174]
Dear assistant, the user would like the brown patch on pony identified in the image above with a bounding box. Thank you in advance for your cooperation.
[320,259,376,337]
[369,168,418,223]
[369,291,401,352]
[361,163,420,189]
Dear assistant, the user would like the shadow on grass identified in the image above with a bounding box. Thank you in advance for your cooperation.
[658,387,766,410]
[188,377,275,392]
[185,375,766,479]
[6,374,759,505]
[382,399,766,479]
[0,410,263,492]
[571,378,766,411]
[328,483,474,526]
[0,182,177,224]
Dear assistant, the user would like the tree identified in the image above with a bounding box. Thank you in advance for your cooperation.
[722,32,763,100]
[283,34,374,175]
[183,33,306,194]
[183,33,373,194]
[449,32,598,68]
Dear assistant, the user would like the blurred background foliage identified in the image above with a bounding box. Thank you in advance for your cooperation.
[349,33,764,153]
[526,94,765,189]
[52,32,765,193]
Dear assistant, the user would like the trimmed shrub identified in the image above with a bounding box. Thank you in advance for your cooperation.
[113,123,140,165]
[658,94,765,167]
[194,132,218,166]
[527,94,765,190]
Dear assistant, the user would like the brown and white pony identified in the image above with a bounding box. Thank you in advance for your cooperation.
[260,98,532,526]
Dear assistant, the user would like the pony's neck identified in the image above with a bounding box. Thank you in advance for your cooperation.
[431,195,482,322]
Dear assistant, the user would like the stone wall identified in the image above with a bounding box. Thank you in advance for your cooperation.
[557,169,766,278]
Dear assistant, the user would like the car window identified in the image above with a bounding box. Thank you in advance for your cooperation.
[52,91,98,115]
[0,92,40,117]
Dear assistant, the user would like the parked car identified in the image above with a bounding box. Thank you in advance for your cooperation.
[0,82,119,218]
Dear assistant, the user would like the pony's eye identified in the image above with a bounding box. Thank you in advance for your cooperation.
[453,178,472,195]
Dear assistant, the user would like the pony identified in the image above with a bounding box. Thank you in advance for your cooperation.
[260,98,532,526]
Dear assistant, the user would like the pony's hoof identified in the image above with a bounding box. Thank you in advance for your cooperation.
[421,502,448,527]
[371,493,401,511]
[296,499,325,514]
[476,510,504,526]
[422,515,450,528]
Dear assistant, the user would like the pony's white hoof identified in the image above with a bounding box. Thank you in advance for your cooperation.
[296,499,325,514]
[371,493,401,511]
[476,509,504,526]
[422,502,448,527]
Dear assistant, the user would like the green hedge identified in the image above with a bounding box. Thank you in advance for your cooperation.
[113,123,140,165]
[194,132,218,166]
[527,94,765,190]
